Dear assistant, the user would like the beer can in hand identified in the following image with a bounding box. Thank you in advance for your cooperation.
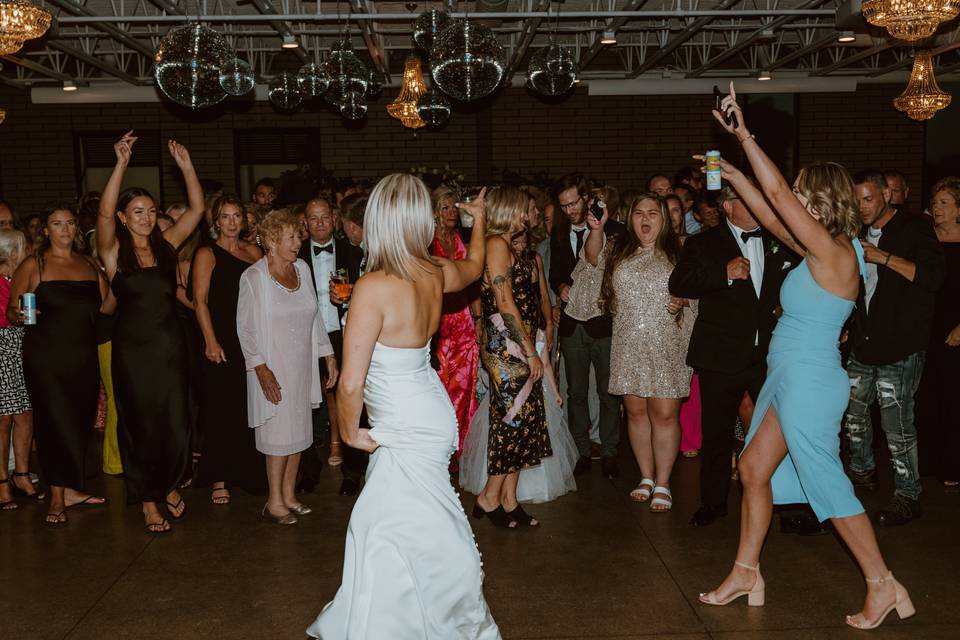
[705,150,722,191]
[20,292,37,325]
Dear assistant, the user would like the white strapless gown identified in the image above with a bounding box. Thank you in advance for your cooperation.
[307,342,501,640]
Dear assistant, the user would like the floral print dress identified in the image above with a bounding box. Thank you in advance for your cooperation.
[479,257,550,476]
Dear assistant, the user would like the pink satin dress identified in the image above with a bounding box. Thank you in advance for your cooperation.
[430,232,480,456]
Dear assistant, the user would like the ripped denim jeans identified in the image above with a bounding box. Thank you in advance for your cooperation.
[843,352,924,500]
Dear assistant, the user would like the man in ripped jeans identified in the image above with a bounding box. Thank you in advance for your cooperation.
[844,170,945,526]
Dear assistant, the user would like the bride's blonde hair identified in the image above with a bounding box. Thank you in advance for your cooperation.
[364,173,437,281]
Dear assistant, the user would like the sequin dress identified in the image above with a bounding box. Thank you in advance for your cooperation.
[608,246,695,398]
[480,257,551,475]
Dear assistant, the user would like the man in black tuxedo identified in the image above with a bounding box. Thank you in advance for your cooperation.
[669,185,793,527]
[549,174,625,478]
[297,196,366,496]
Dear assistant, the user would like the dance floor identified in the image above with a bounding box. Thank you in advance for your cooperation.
[2,441,957,640]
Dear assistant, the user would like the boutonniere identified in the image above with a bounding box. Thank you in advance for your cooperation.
[767,239,780,255]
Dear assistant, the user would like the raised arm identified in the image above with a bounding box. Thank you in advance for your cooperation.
[336,276,383,452]
[97,131,136,278]
[438,188,488,293]
[163,140,206,250]
[486,237,543,382]
[714,83,836,260]
[583,202,608,266]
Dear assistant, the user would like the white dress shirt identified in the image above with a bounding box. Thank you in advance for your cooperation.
[570,224,588,259]
[727,219,765,297]
[310,239,342,334]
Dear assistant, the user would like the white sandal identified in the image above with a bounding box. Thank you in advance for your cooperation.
[630,478,656,502]
[649,486,673,512]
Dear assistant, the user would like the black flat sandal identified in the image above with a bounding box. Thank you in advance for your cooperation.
[165,497,186,520]
[10,472,45,501]
[44,511,68,527]
[471,502,517,529]
[505,505,540,527]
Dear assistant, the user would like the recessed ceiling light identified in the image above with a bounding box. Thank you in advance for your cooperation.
[837,31,857,43]
[600,29,616,45]
[281,34,299,49]
[757,69,772,81]
[62,80,77,91]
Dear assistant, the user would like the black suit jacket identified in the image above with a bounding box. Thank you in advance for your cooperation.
[298,236,363,325]
[669,223,795,374]
[549,219,626,338]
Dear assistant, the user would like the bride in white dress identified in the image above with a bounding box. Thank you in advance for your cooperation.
[307,174,501,640]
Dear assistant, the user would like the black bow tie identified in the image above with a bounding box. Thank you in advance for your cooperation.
[741,228,763,243]
[313,243,334,256]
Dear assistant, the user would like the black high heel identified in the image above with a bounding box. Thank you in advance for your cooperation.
[0,477,18,511]
[505,505,540,527]
[472,502,517,529]
[10,472,45,501]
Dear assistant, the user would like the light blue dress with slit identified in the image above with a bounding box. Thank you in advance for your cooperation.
[743,239,866,522]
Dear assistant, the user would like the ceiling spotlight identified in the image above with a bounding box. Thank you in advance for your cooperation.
[62,80,77,91]
[757,69,772,81]
[837,30,857,43]
[281,34,299,49]
[600,30,617,45]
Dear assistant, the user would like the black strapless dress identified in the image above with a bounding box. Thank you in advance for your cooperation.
[111,266,191,503]
[23,280,101,489]
[195,244,265,493]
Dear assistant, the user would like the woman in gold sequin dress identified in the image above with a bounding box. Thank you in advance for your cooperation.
[586,193,693,512]
[473,186,549,529]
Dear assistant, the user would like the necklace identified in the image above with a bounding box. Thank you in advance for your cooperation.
[269,263,300,293]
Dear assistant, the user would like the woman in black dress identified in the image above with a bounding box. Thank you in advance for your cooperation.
[193,195,264,503]
[96,131,205,533]
[7,203,113,525]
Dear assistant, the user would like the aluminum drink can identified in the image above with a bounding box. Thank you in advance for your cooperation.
[706,150,722,191]
[20,292,37,325]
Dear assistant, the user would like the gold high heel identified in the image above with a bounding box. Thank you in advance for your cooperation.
[261,505,298,525]
[699,561,765,607]
[845,572,915,630]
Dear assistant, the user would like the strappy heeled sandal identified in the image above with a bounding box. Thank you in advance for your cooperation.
[845,572,915,630]
[10,471,45,501]
[0,477,18,511]
[649,486,673,513]
[630,478,656,503]
[699,561,765,607]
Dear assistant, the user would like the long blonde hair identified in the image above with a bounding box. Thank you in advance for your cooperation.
[795,162,861,239]
[365,173,436,280]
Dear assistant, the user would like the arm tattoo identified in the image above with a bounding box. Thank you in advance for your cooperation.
[501,312,528,346]
[492,274,509,304]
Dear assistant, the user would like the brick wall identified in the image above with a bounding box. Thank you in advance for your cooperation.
[0,83,926,215]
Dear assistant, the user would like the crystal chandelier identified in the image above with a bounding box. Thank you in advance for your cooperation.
[862,0,960,41]
[894,52,952,120]
[0,0,52,55]
[387,56,428,129]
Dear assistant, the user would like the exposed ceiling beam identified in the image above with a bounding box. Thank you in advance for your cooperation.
[577,0,647,72]
[937,59,960,74]
[808,40,896,76]
[47,42,145,85]
[247,0,309,63]
[502,0,553,84]
[1,54,72,81]
[687,0,828,78]
[351,0,390,81]
[867,35,960,77]
[766,32,837,71]
[46,0,156,58]
[627,0,743,78]
[146,0,185,14]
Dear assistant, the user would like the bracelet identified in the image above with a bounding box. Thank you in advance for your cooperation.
[884,252,892,266]
[525,353,538,360]
[738,133,756,143]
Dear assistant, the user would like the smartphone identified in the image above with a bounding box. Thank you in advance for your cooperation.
[588,198,604,222]
[713,85,739,129]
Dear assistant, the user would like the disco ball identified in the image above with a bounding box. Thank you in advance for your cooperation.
[340,90,368,120]
[269,72,303,110]
[155,23,234,108]
[413,8,452,51]
[322,40,370,106]
[430,20,506,102]
[416,89,451,127]
[297,62,330,98]
[219,58,255,96]
[527,43,577,96]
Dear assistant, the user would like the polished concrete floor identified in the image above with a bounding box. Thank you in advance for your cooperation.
[1,442,957,640]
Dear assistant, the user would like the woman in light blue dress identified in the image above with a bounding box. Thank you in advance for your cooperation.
[697,84,914,631]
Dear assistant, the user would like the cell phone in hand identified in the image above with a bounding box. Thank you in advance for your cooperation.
[713,85,739,129]
[588,199,604,222]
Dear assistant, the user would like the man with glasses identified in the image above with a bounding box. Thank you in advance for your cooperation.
[549,174,624,479]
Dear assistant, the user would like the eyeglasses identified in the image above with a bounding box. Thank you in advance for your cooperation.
[559,196,583,211]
